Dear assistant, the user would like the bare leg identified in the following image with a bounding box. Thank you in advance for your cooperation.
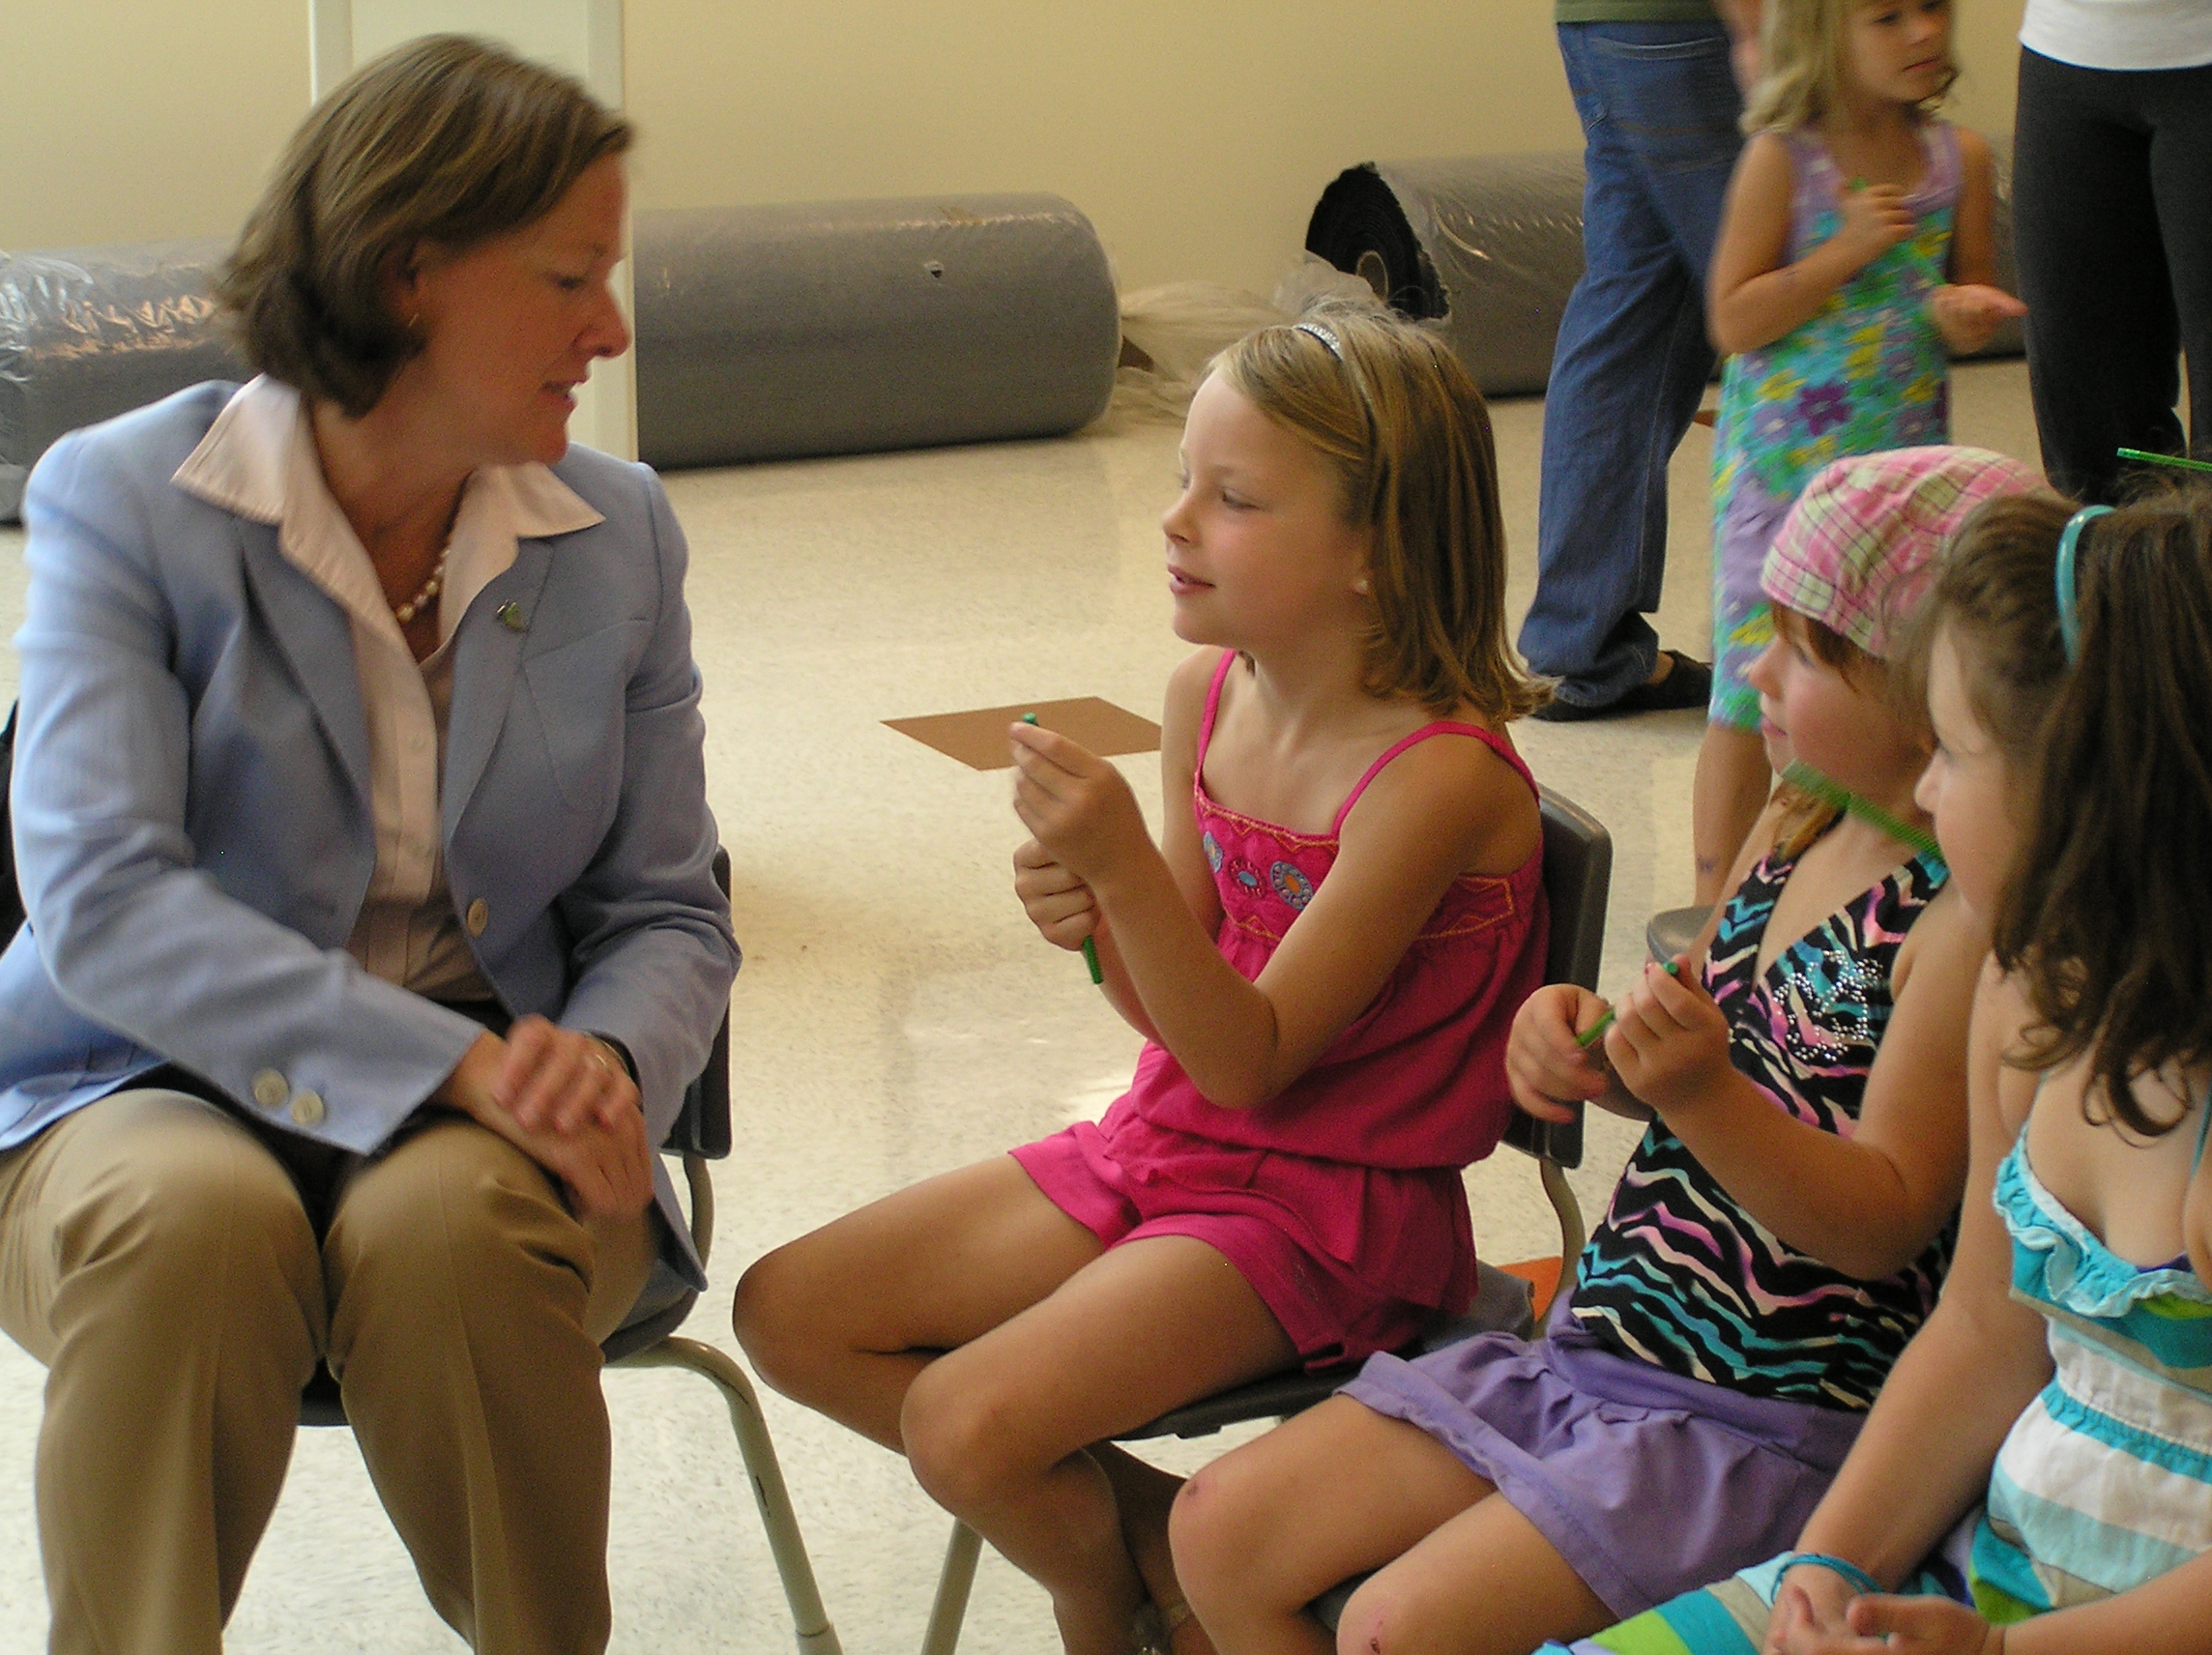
[735,1159,1297,1655]
[1332,1493,1612,1655]
[1171,1395,1498,1655]
[899,1234,1297,1655]
[733,1155,1106,1450]
[1691,722,1771,906]
[1095,1445,1203,1653]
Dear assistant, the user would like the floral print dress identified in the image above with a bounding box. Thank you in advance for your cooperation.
[1707,122,1960,729]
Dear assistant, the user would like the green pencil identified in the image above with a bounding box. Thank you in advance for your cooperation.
[1023,712,1105,985]
[1575,960,1678,1050]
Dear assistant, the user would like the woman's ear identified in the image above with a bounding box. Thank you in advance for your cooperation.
[384,242,437,334]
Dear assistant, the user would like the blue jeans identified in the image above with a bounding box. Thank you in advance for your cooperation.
[1517,21,1742,708]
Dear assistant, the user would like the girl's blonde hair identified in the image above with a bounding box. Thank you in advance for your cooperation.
[1742,0,1957,133]
[1210,300,1547,721]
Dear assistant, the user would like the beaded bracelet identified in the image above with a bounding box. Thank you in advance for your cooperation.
[1777,1552,1884,1598]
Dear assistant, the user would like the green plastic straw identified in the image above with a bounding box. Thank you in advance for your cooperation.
[2117,448,2212,477]
[1023,712,1106,985]
[1780,761,1943,863]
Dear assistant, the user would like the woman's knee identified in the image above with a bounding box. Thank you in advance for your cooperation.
[328,1118,587,1313]
[25,1097,323,1372]
[51,1097,318,1330]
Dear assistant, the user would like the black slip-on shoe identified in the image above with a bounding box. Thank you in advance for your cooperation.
[1531,651,1712,722]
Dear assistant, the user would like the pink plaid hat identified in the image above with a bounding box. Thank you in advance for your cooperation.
[1761,446,2047,659]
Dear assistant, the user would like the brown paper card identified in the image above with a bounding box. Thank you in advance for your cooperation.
[886,697,1162,770]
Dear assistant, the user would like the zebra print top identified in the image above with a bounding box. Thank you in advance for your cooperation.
[1568,831,1953,1410]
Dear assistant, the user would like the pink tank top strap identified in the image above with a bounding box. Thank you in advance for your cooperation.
[1195,649,1237,770]
[1329,721,1537,836]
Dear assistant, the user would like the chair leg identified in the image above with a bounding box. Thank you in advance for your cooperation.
[1540,1156,1586,1283]
[618,1336,845,1655]
[920,1521,983,1655]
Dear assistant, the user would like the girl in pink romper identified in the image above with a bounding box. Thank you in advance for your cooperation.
[1011,648,1546,1367]
[735,302,1550,1655]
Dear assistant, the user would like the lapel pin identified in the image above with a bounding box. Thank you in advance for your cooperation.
[496,602,527,632]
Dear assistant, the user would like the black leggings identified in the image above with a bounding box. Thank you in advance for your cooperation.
[2011,45,2212,504]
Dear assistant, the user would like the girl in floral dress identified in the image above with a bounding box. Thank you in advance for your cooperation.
[1688,0,2022,907]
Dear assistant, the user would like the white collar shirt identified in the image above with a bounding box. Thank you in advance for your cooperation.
[171,375,604,998]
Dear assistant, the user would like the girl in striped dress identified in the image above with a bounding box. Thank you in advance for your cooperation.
[1548,488,2212,1655]
[1170,448,2037,1655]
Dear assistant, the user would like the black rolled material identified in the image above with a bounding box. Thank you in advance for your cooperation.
[632,193,1121,471]
[0,192,1121,518]
[1307,155,1589,398]
[1307,146,2022,400]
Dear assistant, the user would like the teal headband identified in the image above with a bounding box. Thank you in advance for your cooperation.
[2054,505,2113,662]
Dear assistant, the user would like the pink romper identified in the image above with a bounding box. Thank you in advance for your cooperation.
[1011,653,1549,1368]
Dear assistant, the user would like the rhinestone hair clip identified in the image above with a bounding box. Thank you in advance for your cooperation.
[1294,320,1343,359]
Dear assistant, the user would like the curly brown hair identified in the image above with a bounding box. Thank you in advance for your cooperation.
[1989,487,2212,1137]
[217,35,631,418]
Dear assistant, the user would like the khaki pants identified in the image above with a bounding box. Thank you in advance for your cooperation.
[0,1088,656,1655]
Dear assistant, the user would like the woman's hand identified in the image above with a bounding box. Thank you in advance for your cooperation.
[1008,722,1151,886]
[497,1014,640,1135]
[1834,183,1918,270]
[1929,284,2027,355]
[1505,983,1615,1122]
[440,1028,653,1218]
[1772,1590,2001,1655]
[1605,956,1734,1116]
[1013,837,1099,951]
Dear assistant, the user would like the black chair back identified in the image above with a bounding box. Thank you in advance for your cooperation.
[1498,788,1612,1173]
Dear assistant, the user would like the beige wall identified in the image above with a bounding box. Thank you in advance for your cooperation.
[3,2,2023,294]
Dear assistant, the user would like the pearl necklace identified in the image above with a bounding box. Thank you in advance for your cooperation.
[392,554,447,627]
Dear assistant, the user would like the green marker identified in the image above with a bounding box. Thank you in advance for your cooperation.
[1575,960,1679,1050]
[1024,712,1106,985]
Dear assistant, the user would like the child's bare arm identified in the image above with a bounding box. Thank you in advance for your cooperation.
[1767,961,2052,1650]
[1930,129,2026,356]
[1013,709,1528,1110]
[1505,983,1647,1123]
[1011,650,1221,1044]
[1606,882,1982,1280]
[1709,132,1916,356]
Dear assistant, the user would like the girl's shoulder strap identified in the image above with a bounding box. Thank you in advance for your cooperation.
[1329,720,1536,837]
[1195,649,1237,770]
[2195,1081,2212,1173]
[1781,126,1833,181]
[1916,117,1963,207]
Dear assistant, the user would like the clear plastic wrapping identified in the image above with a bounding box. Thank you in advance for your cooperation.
[0,240,246,519]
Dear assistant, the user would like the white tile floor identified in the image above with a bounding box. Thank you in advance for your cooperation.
[0,361,2041,1653]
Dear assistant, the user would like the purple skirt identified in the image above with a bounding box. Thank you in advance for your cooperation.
[1340,1302,1866,1619]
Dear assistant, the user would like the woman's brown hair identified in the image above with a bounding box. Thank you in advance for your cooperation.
[1210,300,1547,721]
[1985,487,2212,1136]
[218,34,631,417]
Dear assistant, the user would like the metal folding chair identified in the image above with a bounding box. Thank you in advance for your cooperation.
[918,789,1613,1655]
[300,849,844,1655]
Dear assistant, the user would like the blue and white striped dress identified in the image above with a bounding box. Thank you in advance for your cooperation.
[1971,1118,2212,1619]
[1535,1106,2212,1655]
